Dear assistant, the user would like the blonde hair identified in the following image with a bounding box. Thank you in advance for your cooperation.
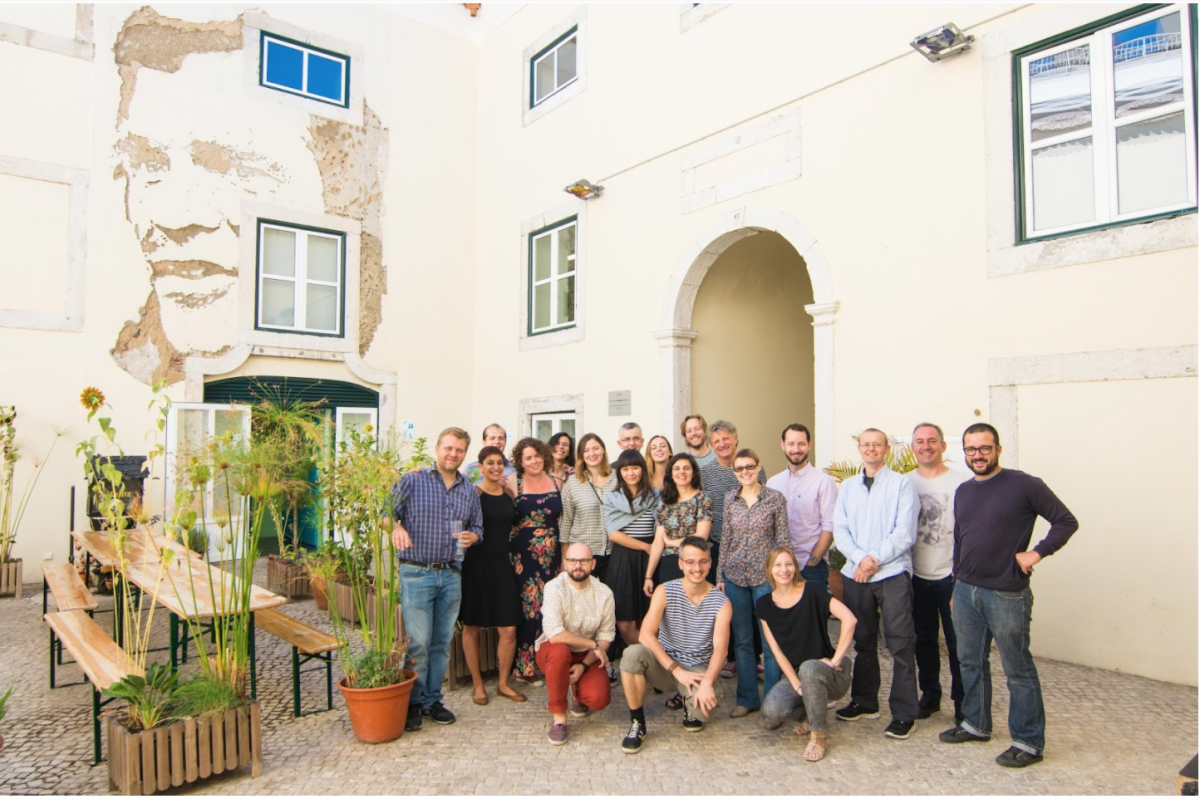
[575,433,612,483]
[764,547,803,590]
[643,435,674,486]
[436,427,471,448]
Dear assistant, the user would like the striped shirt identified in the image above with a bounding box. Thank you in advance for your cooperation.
[622,509,657,540]
[391,468,484,566]
[560,472,619,556]
[658,579,729,667]
[700,460,766,542]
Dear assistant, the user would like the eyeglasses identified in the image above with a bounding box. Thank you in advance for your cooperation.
[564,558,593,566]
[732,464,758,474]
[963,446,995,456]
[680,558,711,567]
[858,442,887,450]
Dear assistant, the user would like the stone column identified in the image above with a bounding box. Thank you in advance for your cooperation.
[653,328,699,450]
[803,301,838,466]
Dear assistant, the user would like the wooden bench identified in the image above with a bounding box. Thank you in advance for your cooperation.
[43,564,100,681]
[44,609,143,765]
[256,608,339,717]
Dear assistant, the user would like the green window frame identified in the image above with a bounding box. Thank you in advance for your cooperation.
[1013,3,1198,243]
[529,27,579,108]
[527,217,577,336]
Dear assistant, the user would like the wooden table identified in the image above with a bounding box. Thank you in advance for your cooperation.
[71,529,286,697]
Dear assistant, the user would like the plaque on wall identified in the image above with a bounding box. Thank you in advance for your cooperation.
[608,390,631,416]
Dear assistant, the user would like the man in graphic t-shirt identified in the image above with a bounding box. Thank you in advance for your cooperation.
[907,423,970,724]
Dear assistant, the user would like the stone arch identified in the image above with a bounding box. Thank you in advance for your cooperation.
[655,205,839,457]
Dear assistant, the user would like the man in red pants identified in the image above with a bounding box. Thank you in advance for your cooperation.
[535,543,617,745]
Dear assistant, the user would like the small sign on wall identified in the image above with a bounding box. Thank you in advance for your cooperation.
[608,390,631,416]
[400,420,415,440]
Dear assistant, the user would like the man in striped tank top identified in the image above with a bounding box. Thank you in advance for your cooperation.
[617,536,732,753]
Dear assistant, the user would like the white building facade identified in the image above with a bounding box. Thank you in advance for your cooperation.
[0,3,1195,685]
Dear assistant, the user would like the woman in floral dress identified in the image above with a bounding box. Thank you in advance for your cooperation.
[644,452,713,587]
[509,436,563,684]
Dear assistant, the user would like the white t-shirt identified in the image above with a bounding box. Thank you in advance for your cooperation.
[907,469,971,580]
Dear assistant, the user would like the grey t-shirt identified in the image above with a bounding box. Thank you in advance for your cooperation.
[908,469,970,580]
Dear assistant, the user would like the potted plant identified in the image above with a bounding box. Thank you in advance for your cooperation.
[823,436,920,602]
[0,405,61,598]
[320,430,430,744]
[304,537,343,612]
[0,684,13,751]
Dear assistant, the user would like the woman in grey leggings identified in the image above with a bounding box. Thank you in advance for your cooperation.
[756,547,857,762]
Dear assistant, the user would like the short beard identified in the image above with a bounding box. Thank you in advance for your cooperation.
[969,458,998,476]
[568,570,590,583]
[786,453,808,466]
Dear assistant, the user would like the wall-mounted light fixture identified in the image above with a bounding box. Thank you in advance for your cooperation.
[910,23,974,62]
[564,179,604,200]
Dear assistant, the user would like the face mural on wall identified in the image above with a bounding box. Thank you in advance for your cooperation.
[110,8,388,386]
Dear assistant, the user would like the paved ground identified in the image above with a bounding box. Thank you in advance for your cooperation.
[0,565,1195,795]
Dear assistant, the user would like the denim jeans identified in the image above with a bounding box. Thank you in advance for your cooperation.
[953,580,1045,755]
[398,563,462,710]
[761,656,851,732]
[842,572,920,721]
[912,574,962,704]
[724,580,780,708]
[800,559,829,592]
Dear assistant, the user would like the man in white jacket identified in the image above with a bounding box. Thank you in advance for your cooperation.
[831,429,920,740]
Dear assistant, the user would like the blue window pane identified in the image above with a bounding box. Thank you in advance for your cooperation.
[306,53,344,102]
[265,40,303,90]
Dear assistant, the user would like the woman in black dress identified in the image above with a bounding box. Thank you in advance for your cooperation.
[460,446,526,704]
[601,449,661,648]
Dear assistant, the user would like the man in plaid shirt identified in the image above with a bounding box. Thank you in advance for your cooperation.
[392,427,483,732]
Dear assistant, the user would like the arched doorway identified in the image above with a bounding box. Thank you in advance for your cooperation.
[656,206,838,467]
[690,232,813,474]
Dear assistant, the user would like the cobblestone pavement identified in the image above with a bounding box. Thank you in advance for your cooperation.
[1,566,1195,795]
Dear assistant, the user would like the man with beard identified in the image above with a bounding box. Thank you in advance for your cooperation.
[534,543,616,745]
[767,423,837,590]
[939,423,1078,769]
[681,414,716,466]
[907,423,970,724]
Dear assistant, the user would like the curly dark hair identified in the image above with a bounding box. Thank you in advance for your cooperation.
[511,437,555,477]
[661,453,702,505]
[548,431,576,468]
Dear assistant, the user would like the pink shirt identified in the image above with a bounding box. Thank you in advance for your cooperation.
[766,463,838,562]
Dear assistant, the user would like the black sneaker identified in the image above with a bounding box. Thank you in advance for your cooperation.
[835,702,880,721]
[621,719,646,753]
[405,704,422,732]
[917,692,941,719]
[996,745,1043,768]
[884,718,915,739]
[939,725,990,744]
[681,705,704,733]
[420,701,456,725]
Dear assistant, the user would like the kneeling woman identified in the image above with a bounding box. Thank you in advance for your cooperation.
[757,547,857,762]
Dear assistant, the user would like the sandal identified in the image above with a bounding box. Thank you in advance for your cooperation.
[665,693,684,711]
[803,732,827,763]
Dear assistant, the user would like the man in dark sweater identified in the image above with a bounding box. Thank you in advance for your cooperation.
[938,423,1078,769]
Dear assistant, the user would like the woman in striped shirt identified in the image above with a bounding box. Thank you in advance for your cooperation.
[559,433,618,582]
[602,449,661,649]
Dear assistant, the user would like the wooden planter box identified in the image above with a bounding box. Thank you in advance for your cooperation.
[330,579,404,639]
[448,626,500,685]
[265,558,311,598]
[0,558,22,599]
[107,703,262,795]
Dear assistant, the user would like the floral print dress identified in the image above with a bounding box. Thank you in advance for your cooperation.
[509,477,563,678]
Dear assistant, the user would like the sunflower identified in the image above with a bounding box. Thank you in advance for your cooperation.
[79,387,106,412]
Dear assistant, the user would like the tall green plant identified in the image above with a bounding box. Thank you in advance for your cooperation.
[250,396,323,561]
[0,405,62,563]
[320,430,431,688]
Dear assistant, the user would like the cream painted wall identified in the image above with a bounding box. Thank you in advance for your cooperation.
[691,232,815,476]
[1016,377,1198,685]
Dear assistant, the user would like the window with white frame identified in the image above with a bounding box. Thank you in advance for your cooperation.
[530,29,578,107]
[528,218,576,335]
[1015,5,1197,240]
[531,412,577,443]
[257,221,345,336]
[260,32,349,108]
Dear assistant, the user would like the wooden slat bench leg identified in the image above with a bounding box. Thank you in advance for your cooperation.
[291,646,301,718]
[92,685,102,766]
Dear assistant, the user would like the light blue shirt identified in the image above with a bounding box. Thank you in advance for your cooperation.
[832,466,919,582]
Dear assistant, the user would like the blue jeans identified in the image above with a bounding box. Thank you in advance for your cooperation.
[398,563,462,710]
[953,581,1044,755]
[800,559,829,591]
[913,574,962,704]
[724,580,780,709]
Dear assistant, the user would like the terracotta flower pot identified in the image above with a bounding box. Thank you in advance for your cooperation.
[828,569,844,602]
[311,575,330,610]
[337,671,416,744]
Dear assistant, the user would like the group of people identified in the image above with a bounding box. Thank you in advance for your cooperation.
[388,415,1078,769]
